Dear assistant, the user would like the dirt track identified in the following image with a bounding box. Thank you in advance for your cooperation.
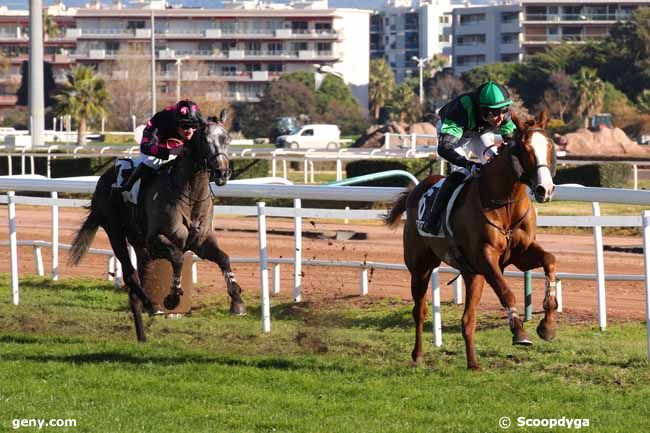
[0,206,646,322]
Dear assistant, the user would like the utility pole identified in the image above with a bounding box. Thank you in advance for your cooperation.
[29,0,45,147]
[150,5,156,115]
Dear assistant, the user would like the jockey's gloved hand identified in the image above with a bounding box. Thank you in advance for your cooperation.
[466,161,482,177]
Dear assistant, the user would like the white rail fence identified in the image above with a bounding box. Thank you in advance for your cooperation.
[1,177,650,358]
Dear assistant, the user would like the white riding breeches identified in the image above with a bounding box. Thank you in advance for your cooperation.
[135,153,178,170]
[448,131,503,174]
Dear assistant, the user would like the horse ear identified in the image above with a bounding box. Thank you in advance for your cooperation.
[219,109,228,124]
[511,110,526,132]
[539,111,549,129]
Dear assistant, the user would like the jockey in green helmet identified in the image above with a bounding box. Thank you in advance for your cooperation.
[423,81,517,234]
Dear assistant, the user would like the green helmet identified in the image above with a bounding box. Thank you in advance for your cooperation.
[478,81,512,109]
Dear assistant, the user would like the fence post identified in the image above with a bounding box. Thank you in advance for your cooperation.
[293,198,302,302]
[592,202,607,330]
[51,191,59,281]
[272,263,281,295]
[34,246,44,276]
[524,270,532,322]
[556,279,563,313]
[411,132,417,151]
[257,202,271,333]
[452,275,463,304]
[107,256,115,281]
[359,268,368,296]
[336,158,342,181]
[633,164,638,191]
[384,132,390,150]
[191,261,198,285]
[8,191,19,305]
[642,210,650,360]
[431,267,442,347]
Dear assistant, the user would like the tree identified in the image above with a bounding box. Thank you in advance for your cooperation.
[572,67,604,128]
[104,45,154,131]
[369,58,395,122]
[637,90,650,113]
[53,65,109,145]
[426,71,466,112]
[536,72,573,122]
[390,83,420,123]
[43,10,60,39]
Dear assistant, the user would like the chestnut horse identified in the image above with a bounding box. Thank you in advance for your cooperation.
[68,113,246,342]
[384,112,558,370]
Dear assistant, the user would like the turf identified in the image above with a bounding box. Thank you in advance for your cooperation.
[0,275,648,433]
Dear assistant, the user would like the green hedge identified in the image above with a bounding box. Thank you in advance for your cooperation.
[0,156,113,177]
[554,163,632,188]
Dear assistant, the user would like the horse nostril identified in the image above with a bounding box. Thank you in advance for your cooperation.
[535,185,546,198]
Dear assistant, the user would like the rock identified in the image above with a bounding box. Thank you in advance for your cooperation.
[563,127,650,155]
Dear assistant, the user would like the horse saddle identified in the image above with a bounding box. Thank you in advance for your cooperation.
[114,159,143,205]
[416,178,465,238]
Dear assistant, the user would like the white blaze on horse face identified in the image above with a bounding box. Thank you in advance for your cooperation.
[531,131,554,200]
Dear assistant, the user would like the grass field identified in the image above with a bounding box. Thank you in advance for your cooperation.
[0,275,648,432]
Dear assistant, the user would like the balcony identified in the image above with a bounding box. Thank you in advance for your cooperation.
[158,48,176,60]
[88,49,106,59]
[522,34,606,45]
[522,13,630,23]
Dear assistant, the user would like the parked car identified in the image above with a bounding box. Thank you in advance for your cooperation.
[276,124,341,150]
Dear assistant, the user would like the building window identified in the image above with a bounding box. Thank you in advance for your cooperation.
[267,42,283,54]
[292,42,308,53]
[501,53,519,62]
[316,42,332,53]
[268,63,283,72]
[439,15,449,24]
[501,12,518,23]
[501,33,519,44]
[460,14,486,25]
[456,34,486,45]
[439,34,450,43]
[405,13,418,31]
[291,21,308,34]
[525,6,546,21]
[457,54,485,66]
[315,22,332,33]
[245,63,262,72]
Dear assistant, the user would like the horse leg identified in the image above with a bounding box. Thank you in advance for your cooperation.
[147,234,185,310]
[480,246,532,346]
[461,272,485,370]
[408,262,435,366]
[134,246,165,315]
[104,227,152,342]
[510,241,558,341]
[194,232,246,315]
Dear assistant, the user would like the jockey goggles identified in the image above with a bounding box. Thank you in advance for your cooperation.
[178,121,198,131]
[487,106,509,117]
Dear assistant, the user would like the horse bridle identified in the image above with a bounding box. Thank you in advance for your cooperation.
[507,127,550,190]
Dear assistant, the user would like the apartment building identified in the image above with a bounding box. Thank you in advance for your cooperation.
[370,0,453,83]
[520,0,650,56]
[0,0,370,112]
[451,2,521,75]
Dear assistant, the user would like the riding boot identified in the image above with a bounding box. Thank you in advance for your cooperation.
[423,171,466,234]
[112,164,152,201]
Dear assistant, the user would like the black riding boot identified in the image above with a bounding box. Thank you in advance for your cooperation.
[112,164,151,200]
[423,171,466,234]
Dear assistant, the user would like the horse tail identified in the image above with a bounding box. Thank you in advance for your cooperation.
[68,206,100,266]
[383,189,410,228]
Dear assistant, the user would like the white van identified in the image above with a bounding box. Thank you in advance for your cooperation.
[276,124,340,150]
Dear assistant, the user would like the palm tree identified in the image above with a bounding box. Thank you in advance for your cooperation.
[369,58,395,122]
[43,10,61,40]
[53,65,109,145]
[573,67,604,128]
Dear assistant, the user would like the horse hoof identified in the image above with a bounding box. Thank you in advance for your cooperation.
[512,336,533,346]
[467,364,481,371]
[164,293,181,310]
[411,356,424,367]
[537,321,557,341]
[229,302,247,316]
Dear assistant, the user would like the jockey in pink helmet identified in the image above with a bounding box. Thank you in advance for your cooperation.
[113,99,206,197]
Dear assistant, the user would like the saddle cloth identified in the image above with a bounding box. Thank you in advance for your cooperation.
[115,159,142,205]
[416,178,465,238]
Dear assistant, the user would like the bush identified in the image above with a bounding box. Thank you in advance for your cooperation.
[554,163,632,187]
